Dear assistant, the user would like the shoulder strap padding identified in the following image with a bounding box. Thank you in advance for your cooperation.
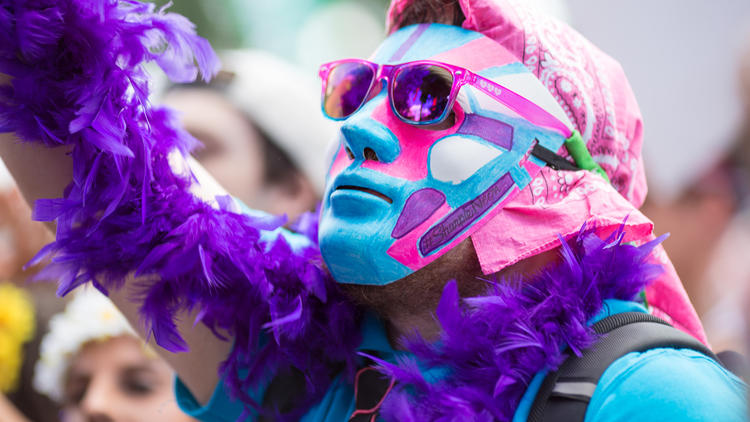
[527,312,717,422]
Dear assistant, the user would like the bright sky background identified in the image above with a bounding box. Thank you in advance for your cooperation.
[567,0,750,200]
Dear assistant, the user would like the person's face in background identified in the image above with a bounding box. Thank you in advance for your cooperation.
[161,88,318,222]
[161,88,266,207]
[61,335,193,422]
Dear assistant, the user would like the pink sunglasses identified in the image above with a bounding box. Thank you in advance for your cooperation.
[319,58,610,181]
[318,59,572,138]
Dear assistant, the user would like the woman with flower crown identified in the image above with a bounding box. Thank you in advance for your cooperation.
[33,288,195,421]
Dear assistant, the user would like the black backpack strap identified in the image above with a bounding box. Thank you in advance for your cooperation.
[259,367,307,421]
[527,312,718,422]
[716,350,749,382]
[260,360,347,420]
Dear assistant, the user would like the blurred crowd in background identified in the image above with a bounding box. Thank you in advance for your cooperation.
[1,1,750,420]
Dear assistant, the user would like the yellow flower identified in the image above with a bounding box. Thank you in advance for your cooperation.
[0,282,35,393]
[0,331,23,392]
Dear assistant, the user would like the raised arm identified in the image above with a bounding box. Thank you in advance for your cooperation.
[0,2,360,416]
[0,75,230,404]
[0,73,71,207]
[0,3,235,405]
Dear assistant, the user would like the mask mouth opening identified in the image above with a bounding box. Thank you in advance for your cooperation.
[335,185,393,203]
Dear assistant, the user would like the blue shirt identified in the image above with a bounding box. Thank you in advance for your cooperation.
[175,300,747,421]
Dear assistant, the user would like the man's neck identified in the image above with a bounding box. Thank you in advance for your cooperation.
[385,309,443,347]
[342,238,559,350]
[342,238,483,348]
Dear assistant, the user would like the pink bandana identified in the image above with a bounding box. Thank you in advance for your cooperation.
[386,0,706,343]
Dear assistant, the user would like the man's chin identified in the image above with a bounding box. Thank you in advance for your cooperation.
[339,237,486,320]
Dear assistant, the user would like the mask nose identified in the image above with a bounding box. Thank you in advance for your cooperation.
[339,92,400,164]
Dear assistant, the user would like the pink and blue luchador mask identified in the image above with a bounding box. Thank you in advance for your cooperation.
[318,24,576,285]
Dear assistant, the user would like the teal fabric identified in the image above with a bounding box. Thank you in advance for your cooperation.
[176,300,747,421]
[175,375,254,422]
[512,300,748,422]
[584,348,746,421]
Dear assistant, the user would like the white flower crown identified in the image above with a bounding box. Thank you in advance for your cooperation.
[33,288,135,402]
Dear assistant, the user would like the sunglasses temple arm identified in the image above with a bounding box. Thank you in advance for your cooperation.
[530,133,609,182]
[469,73,573,138]
[470,74,609,182]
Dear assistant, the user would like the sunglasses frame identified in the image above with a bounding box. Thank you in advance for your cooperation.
[319,58,572,138]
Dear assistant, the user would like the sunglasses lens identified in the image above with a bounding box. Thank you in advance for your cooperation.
[323,62,375,119]
[392,64,453,123]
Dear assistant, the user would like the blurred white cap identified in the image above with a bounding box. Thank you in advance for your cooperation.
[150,50,338,195]
[220,50,338,194]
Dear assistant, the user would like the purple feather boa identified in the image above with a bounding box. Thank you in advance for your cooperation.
[373,225,666,421]
[0,0,360,418]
